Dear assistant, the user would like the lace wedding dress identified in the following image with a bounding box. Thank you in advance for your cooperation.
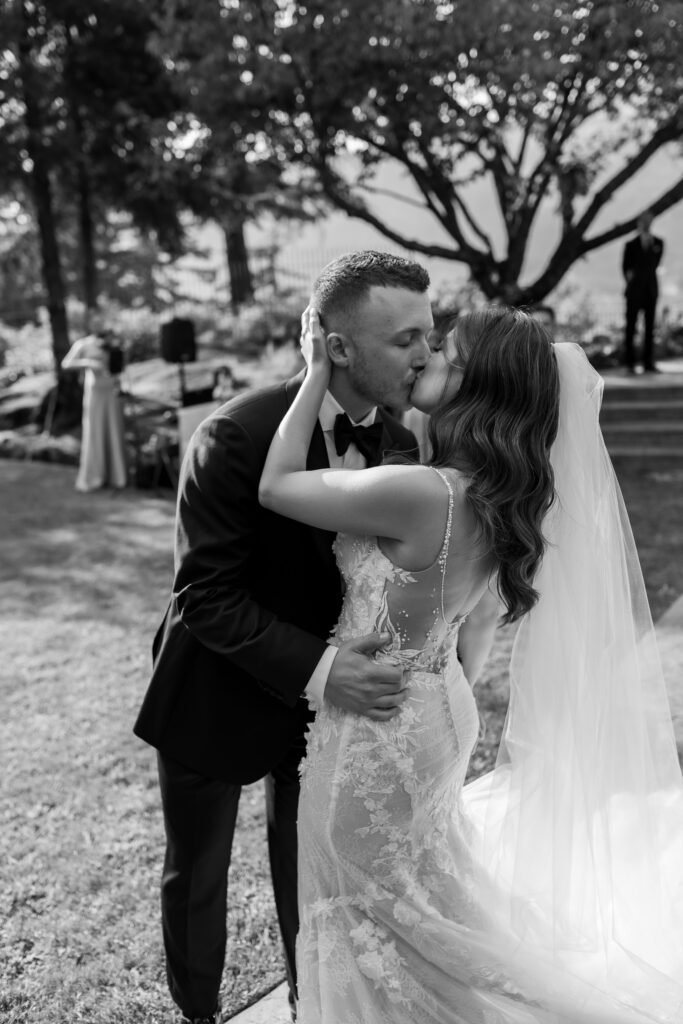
[296,462,683,1023]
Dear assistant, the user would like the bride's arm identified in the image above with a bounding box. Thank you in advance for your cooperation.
[259,308,434,541]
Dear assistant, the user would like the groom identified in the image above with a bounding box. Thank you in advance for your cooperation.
[134,251,434,1023]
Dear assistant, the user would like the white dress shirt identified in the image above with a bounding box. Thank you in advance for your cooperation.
[303,392,378,705]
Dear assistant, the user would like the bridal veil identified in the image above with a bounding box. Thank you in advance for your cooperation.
[465,343,683,1017]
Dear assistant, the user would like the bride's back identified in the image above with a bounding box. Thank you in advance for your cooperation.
[378,467,494,652]
[332,466,494,661]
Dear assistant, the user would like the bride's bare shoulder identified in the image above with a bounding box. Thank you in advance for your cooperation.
[375,462,454,497]
[420,464,472,499]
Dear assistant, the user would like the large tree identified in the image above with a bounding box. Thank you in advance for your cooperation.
[217,0,683,305]
[58,0,191,320]
[158,0,324,309]
[0,0,192,365]
[0,1,71,362]
[0,198,43,327]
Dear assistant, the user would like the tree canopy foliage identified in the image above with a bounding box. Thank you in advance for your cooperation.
[158,0,324,307]
[0,0,192,359]
[207,0,683,304]
[1,0,682,366]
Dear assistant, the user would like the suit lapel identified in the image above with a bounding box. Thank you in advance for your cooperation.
[308,424,338,566]
[379,414,396,464]
[284,372,331,472]
[284,372,337,566]
[306,421,329,472]
[379,411,420,464]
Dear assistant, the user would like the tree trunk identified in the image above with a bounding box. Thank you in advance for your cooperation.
[72,103,99,326]
[468,255,552,308]
[32,168,70,365]
[19,1,70,368]
[224,220,254,310]
[468,259,508,303]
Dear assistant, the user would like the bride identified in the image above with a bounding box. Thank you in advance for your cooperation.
[259,305,683,1023]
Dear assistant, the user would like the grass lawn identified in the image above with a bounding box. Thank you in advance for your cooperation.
[2,454,682,1023]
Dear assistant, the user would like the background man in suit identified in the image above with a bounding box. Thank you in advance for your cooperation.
[134,251,434,1024]
[622,210,664,373]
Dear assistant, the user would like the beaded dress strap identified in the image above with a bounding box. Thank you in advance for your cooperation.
[431,467,454,624]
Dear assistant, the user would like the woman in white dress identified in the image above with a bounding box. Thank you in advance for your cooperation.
[259,306,683,1023]
[62,334,127,492]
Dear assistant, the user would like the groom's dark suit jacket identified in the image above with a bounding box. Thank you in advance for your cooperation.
[134,372,418,784]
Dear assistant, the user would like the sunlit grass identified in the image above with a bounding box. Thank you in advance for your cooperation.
[1,463,284,1023]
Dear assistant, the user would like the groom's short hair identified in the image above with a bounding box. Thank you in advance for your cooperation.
[312,251,430,329]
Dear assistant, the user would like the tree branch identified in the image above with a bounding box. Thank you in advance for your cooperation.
[512,120,532,175]
[575,115,683,236]
[521,174,683,303]
[355,126,495,259]
[412,135,490,254]
[450,187,496,257]
[370,132,463,240]
[580,176,683,253]
[354,183,436,211]
[523,73,588,216]
[315,157,476,263]
[478,136,511,228]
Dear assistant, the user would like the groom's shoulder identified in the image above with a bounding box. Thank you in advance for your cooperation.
[207,374,301,443]
[222,377,289,417]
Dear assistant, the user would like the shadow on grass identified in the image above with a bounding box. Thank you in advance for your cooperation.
[1,460,175,629]
[1,461,285,1024]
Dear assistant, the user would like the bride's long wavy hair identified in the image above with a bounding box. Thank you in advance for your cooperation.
[428,308,560,623]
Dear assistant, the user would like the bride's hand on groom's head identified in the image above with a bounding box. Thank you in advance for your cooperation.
[300,305,331,378]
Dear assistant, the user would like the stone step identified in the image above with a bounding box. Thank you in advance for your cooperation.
[601,422,683,444]
[602,384,683,403]
[602,419,683,431]
[600,400,683,423]
[608,447,683,459]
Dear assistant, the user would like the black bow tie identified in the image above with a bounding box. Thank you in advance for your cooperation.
[333,414,384,466]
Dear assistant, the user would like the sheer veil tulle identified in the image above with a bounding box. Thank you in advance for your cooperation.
[464,342,683,1017]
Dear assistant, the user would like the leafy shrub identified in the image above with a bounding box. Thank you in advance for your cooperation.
[579,332,622,369]
[0,315,54,373]
[98,298,304,362]
[212,301,304,356]
[99,303,162,363]
[0,297,303,374]
[661,324,683,358]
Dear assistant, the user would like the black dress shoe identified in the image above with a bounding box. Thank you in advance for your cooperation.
[643,364,661,373]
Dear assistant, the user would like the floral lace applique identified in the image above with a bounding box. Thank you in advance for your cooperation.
[297,474,528,1022]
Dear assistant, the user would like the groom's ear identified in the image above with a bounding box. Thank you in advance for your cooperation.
[327,331,352,367]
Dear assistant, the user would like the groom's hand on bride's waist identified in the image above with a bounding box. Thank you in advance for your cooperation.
[324,633,407,721]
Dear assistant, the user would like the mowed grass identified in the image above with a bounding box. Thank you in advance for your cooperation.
[0,462,283,1023]
[2,454,683,1023]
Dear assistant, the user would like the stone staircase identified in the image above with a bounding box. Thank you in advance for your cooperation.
[600,374,683,461]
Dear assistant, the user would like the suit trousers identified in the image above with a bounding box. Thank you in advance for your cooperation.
[624,288,658,368]
[157,738,304,1018]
